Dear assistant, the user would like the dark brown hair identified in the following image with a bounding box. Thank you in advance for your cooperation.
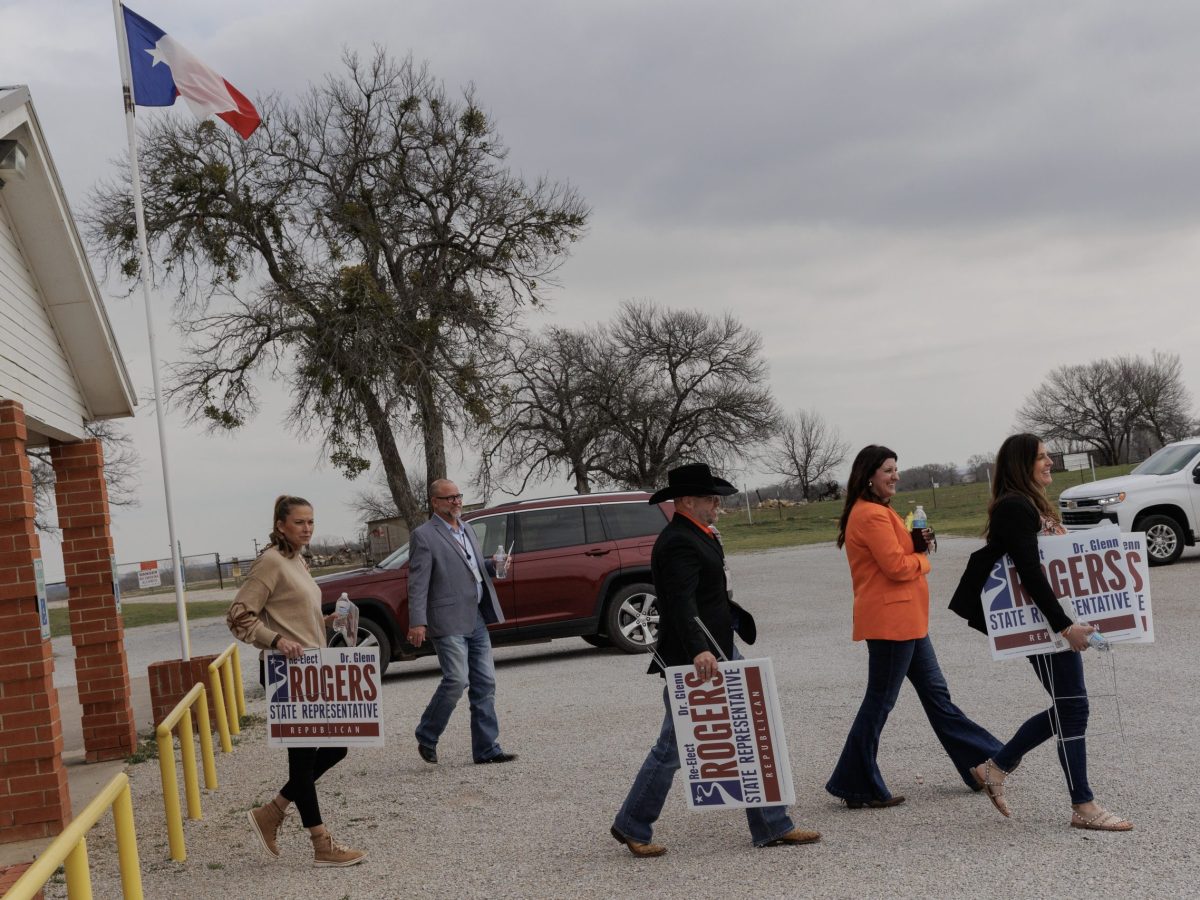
[836,445,897,549]
[267,495,312,558]
[986,433,1058,538]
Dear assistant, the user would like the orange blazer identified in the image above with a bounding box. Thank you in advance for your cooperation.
[844,500,931,641]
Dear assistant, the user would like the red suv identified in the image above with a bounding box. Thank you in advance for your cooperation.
[316,492,673,673]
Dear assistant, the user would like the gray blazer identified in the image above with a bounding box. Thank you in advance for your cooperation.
[407,516,504,638]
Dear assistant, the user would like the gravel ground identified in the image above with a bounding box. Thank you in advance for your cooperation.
[48,539,1200,899]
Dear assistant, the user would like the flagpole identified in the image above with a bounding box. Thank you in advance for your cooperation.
[111,0,191,661]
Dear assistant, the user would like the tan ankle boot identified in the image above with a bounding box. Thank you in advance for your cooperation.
[247,800,286,858]
[311,831,366,867]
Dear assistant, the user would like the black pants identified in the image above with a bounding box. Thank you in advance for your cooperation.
[279,746,347,828]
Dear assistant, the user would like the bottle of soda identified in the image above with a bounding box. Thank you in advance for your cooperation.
[911,504,928,552]
[493,544,508,579]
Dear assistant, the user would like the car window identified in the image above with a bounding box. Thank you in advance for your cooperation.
[516,507,586,552]
[600,502,669,540]
[377,544,410,569]
[469,514,510,557]
[1131,444,1200,476]
[584,506,605,543]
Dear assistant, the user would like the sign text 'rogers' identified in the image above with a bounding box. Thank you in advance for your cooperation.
[266,647,384,747]
[666,658,795,811]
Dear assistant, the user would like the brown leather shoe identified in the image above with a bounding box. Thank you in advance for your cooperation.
[247,800,286,858]
[610,825,666,858]
[764,827,822,847]
[311,831,366,867]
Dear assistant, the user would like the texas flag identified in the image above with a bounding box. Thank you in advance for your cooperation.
[122,5,261,139]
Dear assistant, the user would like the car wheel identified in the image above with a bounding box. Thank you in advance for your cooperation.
[605,583,659,654]
[581,634,612,648]
[329,615,392,675]
[1140,514,1184,566]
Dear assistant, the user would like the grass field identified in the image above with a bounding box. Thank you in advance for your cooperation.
[52,467,1134,635]
[48,599,233,639]
[717,463,1136,554]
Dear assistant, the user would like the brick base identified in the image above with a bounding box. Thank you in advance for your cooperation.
[0,862,43,898]
[148,656,219,732]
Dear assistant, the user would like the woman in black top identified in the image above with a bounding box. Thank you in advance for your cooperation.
[950,434,1133,831]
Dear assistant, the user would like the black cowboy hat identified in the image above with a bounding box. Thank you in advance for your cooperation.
[648,463,737,505]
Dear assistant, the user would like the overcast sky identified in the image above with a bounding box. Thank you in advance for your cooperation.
[8,0,1200,580]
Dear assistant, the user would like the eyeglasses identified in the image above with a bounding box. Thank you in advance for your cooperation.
[434,493,464,502]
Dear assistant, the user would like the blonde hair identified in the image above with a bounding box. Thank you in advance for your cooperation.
[267,495,311,558]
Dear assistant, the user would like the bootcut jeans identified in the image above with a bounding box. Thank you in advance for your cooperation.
[613,650,796,847]
[992,650,1093,804]
[415,611,504,762]
[826,635,1001,804]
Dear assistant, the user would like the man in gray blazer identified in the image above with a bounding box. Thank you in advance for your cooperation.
[406,479,517,765]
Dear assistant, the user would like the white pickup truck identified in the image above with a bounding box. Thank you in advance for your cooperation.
[1058,436,1200,566]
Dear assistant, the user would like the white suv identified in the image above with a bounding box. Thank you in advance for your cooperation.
[1058,436,1200,566]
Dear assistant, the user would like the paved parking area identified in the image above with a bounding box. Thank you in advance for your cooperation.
[41,539,1200,898]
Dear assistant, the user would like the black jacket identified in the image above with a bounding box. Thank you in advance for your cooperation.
[648,514,756,676]
[949,494,1073,635]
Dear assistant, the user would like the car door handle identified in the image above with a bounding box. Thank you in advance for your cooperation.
[584,548,611,556]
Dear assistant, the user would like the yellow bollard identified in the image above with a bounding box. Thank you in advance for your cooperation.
[232,643,247,719]
[208,662,233,754]
[195,685,219,790]
[63,833,93,900]
[179,707,202,820]
[222,658,240,736]
[112,780,146,900]
[156,725,186,861]
[3,773,143,900]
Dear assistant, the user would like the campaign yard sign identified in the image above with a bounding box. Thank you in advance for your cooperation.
[266,647,383,747]
[666,658,795,810]
[982,524,1146,660]
[1121,532,1155,643]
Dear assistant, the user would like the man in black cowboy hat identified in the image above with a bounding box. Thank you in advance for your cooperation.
[610,463,821,857]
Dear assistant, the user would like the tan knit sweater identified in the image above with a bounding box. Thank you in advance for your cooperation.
[227,547,326,651]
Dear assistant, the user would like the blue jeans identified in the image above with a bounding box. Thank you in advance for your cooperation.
[826,636,1001,803]
[613,652,796,847]
[415,611,504,762]
[993,650,1092,804]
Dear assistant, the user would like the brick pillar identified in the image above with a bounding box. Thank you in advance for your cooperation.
[50,439,137,762]
[0,399,70,843]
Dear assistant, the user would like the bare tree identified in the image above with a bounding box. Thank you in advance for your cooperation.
[588,301,780,489]
[763,409,849,501]
[1127,351,1195,447]
[349,467,427,523]
[479,328,608,495]
[87,50,588,529]
[1019,352,1195,464]
[896,462,960,493]
[964,452,995,484]
[28,422,141,533]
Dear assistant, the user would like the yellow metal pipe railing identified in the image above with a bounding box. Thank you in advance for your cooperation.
[154,682,217,862]
[3,772,143,900]
[207,643,246,754]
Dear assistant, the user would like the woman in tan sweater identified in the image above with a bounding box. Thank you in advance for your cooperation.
[228,495,367,867]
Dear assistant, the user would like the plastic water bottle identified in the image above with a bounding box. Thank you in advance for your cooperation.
[1088,627,1110,651]
[493,544,508,579]
[911,505,928,552]
[333,593,352,641]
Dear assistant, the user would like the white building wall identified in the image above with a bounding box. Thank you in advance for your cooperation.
[0,198,88,439]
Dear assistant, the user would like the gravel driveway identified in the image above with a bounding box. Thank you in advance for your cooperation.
[47,539,1200,899]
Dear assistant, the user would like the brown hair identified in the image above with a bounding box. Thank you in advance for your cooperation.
[267,495,312,558]
[836,445,897,549]
[986,433,1058,538]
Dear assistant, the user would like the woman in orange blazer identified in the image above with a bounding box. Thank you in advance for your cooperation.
[825,445,1000,808]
